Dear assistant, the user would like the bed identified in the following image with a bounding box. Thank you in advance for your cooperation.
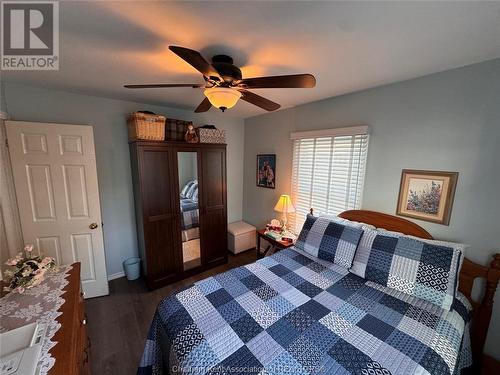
[180,180,199,234]
[137,210,500,375]
[180,197,199,231]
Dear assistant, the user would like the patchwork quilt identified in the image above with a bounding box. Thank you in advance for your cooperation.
[138,248,472,375]
[180,198,199,230]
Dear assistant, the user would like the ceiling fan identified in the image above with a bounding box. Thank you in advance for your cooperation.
[124,46,316,113]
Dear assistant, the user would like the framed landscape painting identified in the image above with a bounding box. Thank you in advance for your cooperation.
[396,169,458,225]
[256,154,276,189]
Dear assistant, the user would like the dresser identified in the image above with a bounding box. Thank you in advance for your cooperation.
[48,263,90,375]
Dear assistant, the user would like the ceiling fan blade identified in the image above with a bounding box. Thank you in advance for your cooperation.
[194,97,212,113]
[238,89,280,111]
[124,83,204,89]
[236,74,316,89]
[169,46,221,80]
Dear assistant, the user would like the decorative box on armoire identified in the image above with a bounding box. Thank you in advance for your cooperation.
[129,140,228,290]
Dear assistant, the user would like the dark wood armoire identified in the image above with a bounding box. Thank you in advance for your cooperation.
[130,140,228,289]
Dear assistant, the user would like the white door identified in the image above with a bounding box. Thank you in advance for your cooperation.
[6,121,109,298]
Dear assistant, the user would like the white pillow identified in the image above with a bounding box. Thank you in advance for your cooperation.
[318,215,376,230]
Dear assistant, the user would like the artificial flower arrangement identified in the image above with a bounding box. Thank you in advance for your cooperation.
[3,244,56,293]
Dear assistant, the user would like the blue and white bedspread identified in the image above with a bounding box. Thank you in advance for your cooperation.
[138,248,472,375]
[180,198,198,230]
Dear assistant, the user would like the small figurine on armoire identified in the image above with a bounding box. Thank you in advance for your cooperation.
[185,124,199,143]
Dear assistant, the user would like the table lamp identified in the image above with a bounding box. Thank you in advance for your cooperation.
[274,194,295,231]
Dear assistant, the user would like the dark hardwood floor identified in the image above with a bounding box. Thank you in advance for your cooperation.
[86,250,255,375]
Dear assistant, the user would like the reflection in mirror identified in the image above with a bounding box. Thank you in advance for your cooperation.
[178,152,201,271]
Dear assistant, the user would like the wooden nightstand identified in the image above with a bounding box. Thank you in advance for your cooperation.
[256,229,295,259]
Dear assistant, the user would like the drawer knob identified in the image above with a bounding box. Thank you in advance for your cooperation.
[82,318,87,325]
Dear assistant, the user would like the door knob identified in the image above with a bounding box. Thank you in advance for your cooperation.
[89,223,98,229]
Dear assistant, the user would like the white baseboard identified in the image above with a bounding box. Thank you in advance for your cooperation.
[107,271,125,281]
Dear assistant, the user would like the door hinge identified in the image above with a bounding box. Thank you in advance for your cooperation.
[5,138,8,147]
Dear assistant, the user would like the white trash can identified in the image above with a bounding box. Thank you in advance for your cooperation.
[123,257,141,281]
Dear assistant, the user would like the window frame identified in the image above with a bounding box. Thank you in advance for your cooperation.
[289,126,370,233]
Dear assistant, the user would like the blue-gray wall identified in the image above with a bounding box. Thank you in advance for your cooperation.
[243,58,500,358]
[3,58,499,358]
[2,83,245,278]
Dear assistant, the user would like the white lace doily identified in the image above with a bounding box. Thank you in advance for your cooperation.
[0,265,73,374]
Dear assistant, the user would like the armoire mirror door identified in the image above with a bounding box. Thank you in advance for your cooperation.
[176,151,201,271]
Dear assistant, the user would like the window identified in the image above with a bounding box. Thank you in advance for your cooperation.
[290,126,369,233]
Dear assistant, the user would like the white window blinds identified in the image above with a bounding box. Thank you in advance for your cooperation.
[290,127,369,233]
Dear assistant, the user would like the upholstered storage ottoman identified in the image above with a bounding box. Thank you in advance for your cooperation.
[228,221,256,254]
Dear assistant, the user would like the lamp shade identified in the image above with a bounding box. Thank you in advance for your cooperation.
[274,194,295,214]
[204,87,241,110]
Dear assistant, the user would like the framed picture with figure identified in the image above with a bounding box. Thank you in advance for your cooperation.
[396,169,458,225]
[256,154,276,189]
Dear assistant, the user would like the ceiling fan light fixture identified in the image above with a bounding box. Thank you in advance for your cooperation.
[204,87,241,111]
[126,46,315,113]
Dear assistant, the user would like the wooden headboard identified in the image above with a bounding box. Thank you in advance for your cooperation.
[324,209,500,366]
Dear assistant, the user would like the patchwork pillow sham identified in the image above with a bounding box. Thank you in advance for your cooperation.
[185,181,198,199]
[350,228,464,310]
[191,186,198,202]
[295,214,364,268]
[180,180,195,198]
[379,230,468,298]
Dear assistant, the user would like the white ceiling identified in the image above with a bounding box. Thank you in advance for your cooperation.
[3,1,500,118]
